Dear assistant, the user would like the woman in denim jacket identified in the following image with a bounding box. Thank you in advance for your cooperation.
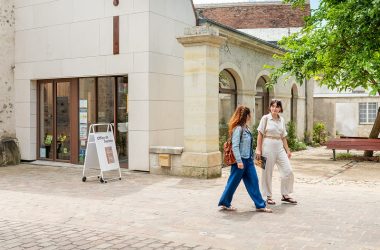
[218,105,272,213]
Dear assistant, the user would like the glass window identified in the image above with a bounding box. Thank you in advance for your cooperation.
[97,77,115,131]
[359,102,378,124]
[78,76,128,165]
[78,78,96,163]
[39,82,53,159]
[116,76,128,164]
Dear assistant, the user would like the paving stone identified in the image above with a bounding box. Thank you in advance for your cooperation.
[0,149,379,250]
[130,241,149,248]
[111,243,130,249]
[95,243,114,249]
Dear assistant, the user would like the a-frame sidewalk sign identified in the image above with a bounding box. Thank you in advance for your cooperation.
[82,123,122,183]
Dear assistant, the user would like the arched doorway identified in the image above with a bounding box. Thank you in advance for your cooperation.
[255,76,270,123]
[291,84,298,121]
[219,69,237,164]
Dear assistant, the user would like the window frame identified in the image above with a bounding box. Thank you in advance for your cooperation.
[359,102,378,125]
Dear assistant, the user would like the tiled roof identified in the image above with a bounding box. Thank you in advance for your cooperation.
[195,2,310,29]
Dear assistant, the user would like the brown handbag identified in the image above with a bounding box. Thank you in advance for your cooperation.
[255,117,268,169]
[254,155,267,169]
[223,127,243,166]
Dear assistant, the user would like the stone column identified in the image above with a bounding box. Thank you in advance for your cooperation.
[177,26,226,178]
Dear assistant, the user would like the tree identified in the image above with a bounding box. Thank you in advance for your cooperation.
[268,0,380,156]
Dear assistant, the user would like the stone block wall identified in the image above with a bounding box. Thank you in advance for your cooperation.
[0,0,15,137]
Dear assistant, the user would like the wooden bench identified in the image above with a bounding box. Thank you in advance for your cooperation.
[326,137,380,160]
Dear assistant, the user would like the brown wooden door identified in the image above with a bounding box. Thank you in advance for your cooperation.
[37,79,78,163]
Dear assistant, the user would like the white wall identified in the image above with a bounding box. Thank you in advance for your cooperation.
[14,0,144,160]
[129,0,196,170]
[14,0,196,170]
[336,103,358,136]
[315,97,379,138]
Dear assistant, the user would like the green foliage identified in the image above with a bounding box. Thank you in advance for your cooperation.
[286,121,308,151]
[251,122,260,150]
[268,0,380,95]
[219,118,229,154]
[295,141,307,151]
[287,120,298,150]
[336,152,355,160]
[312,121,328,144]
[303,130,312,145]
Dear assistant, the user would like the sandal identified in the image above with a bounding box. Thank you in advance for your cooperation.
[256,207,273,213]
[281,195,298,204]
[266,197,276,205]
[220,205,237,211]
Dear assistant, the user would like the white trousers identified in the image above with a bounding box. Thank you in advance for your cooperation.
[261,139,294,197]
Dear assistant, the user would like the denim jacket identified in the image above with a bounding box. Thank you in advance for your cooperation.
[232,125,253,163]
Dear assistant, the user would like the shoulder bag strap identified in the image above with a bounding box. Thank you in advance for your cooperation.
[280,116,285,139]
[263,117,268,137]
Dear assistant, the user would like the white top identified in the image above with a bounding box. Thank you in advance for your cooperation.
[257,113,288,138]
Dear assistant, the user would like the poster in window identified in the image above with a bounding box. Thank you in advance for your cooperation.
[80,100,88,108]
[79,109,88,124]
[80,124,87,139]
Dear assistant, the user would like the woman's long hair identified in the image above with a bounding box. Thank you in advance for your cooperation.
[228,105,251,137]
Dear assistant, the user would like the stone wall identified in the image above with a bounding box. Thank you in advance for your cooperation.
[218,31,309,139]
[0,0,15,137]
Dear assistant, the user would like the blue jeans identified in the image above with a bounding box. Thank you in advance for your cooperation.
[218,157,266,209]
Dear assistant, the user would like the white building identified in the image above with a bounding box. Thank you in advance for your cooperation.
[0,0,312,177]
[314,86,379,138]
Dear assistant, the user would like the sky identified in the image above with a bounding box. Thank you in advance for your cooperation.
[193,0,320,10]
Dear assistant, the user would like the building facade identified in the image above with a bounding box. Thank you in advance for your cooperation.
[1,0,313,177]
[13,0,195,171]
[314,86,380,138]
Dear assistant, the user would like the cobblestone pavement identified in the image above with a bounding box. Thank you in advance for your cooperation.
[0,219,218,250]
[0,147,379,250]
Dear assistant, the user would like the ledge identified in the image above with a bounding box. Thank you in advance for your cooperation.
[149,146,184,155]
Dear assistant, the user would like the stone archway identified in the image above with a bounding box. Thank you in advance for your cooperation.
[218,69,239,166]
[219,69,237,125]
[291,84,298,121]
[255,75,270,123]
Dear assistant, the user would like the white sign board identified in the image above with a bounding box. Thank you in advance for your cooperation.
[82,124,121,183]
[94,132,120,171]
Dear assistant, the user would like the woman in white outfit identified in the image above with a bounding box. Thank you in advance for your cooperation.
[255,99,297,205]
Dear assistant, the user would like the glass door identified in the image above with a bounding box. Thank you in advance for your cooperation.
[55,81,71,161]
[78,78,96,164]
[38,79,78,163]
[39,81,54,160]
[38,76,128,165]
[116,76,128,165]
